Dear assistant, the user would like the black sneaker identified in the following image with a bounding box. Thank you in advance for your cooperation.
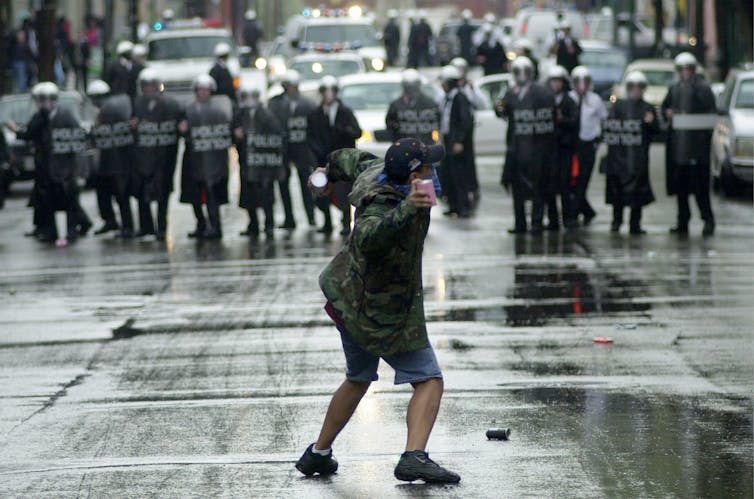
[295,444,338,477]
[394,450,460,484]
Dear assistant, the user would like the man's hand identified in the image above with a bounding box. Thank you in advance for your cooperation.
[408,179,432,209]
[233,127,244,141]
[5,121,17,133]
[453,143,464,155]
[178,120,189,134]
[664,109,673,121]
[644,111,654,124]
[129,117,139,130]
[308,167,335,197]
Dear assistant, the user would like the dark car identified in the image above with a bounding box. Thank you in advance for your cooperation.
[577,40,628,98]
[0,91,97,191]
[436,19,483,66]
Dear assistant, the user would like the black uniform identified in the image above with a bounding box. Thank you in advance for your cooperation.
[132,94,181,238]
[661,74,716,231]
[603,98,659,231]
[180,96,233,238]
[307,100,362,234]
[476,38,507,76]
[91,94,135,235]
[243,20,264,58]
[440,89,474,217]
[383,19,401,67]
[551,91,579,228]
[408,20,433,68]
[209,61,237,105]
[17,107,89,240]
[235,104,285,236]
[268,92,318,227]
[457,21,475,65]
[499,83,557,232]
[554,37,582,73]
[386,91,441,144]
[104,59,134,98]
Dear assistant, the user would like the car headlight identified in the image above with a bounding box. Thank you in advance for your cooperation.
[734,136,754,159]
[356,130,374,144]
[431,130,440,143]
[370,58,385,71]
[254,57,268,70]
[270,62,287,75]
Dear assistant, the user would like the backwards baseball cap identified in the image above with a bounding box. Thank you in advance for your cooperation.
[384,138,445,180]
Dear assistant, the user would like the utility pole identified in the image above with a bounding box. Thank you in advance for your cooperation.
[0,1,8,95]
[129,0,138,42]
[37,0,57,82]
[628,0,636,61]
[652,0,664,56]
[694,0,704,65]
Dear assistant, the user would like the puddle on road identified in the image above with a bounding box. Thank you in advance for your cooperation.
[510,387,753,498]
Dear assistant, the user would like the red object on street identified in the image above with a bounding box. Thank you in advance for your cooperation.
[570,154,580,187]
[593,337,614,345]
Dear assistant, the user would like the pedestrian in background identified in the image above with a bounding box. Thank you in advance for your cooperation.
[104,41,134,98]
[569,65,607,228]
[476,24,506,76]
[268,70,319,229]
[662,52,717,237]
[546,65,579,231]
[497,56,556,234]
[551,20,582,74]
[307,76,362,236]
[603,71,658,234]
[408,11,433,68]
[73,29,90,93]
[10,29,35,92]
[383,10,401,67]
[209,43,237,106]
[439,65,474,218]
[296,140,460,485]
[457,10,475,66]
[242,10,264,60]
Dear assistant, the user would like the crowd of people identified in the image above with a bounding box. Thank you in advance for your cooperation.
[6,13,102,93]
[0,29,716,245]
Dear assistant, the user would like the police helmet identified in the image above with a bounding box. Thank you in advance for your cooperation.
[214,42,231,58]
[511,56,534,75]
[439,65,462,82]
[116,40,134,56]
[319,75,339,92]
[674,52,698,69]
[571,65,592,83]
[625,71,648,88]
[281,69,301,87]
[192,74,217,92]
[547,65,569,81]
[87,79,111,96]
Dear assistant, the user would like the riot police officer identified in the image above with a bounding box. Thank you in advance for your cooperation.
[307,76,362,236]
[210,42,237,105]
[104,40,135,98]
[496,57,557,234]
[179,74,233,239]
[131,68,181,241]
[234,84,285,238]
[88,79,135,238]
[386,69,441,145]
[662,52,717,236]
[267,70,318,229]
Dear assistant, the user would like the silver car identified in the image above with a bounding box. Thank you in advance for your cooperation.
[712,69,754,195]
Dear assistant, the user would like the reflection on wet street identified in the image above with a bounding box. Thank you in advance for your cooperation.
[0,151,752,497]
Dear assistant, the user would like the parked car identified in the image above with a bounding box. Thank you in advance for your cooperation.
[511,8,589,60]
[712,69,754,195]
[435,19,483,66]
[0,91,97,191]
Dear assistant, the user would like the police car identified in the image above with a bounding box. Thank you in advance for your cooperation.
[280,8,386,73]
[337,72,508,158]
[144,22,241,98]
[287,52,367,84]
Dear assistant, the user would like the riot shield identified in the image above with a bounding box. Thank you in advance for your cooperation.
[185,95,233,184]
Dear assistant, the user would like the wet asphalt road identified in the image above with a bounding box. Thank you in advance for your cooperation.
[0,144,752,498]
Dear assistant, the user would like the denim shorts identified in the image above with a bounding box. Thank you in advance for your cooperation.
[338,328,443,385]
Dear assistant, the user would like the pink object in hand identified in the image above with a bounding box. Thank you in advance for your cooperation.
[417,179,437,206]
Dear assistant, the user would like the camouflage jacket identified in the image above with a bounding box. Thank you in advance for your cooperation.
[319,148,431,356]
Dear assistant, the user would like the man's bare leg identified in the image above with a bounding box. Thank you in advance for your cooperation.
[315,380,371,450]
[405,377,444,451]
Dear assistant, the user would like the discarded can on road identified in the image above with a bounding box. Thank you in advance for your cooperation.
[486,428,511,440]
